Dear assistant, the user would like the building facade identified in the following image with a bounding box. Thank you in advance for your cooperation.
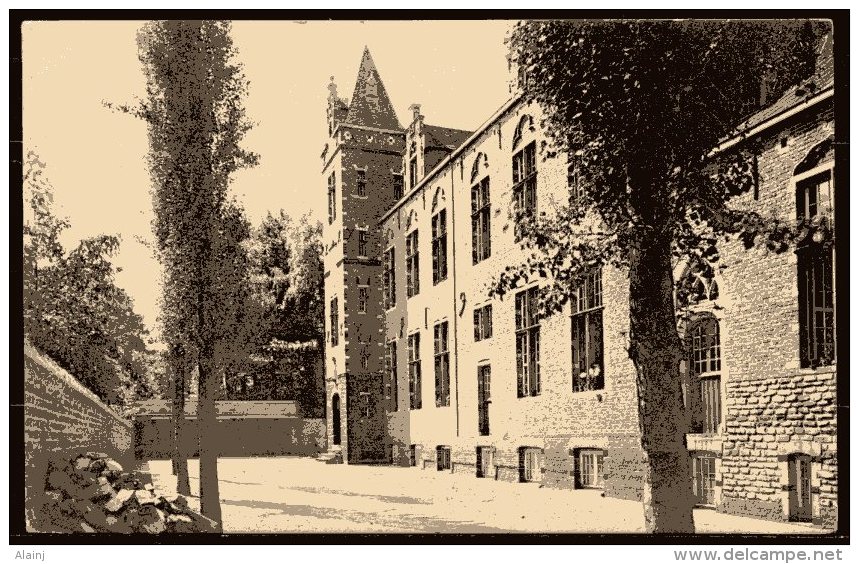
[321,42,837,528]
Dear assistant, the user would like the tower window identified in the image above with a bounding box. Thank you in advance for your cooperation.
[357,229,369,258]
[393,173,404,200]
[329,296,339,347]
[356,169,367,197]
[327,172,336,225]
[358,285,369,314]
[359,392,371,418]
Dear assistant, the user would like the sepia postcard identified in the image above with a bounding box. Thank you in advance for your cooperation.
[9,10,849,548]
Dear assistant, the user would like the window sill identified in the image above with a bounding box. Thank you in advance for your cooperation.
[686,434,724,454]
[794,364,837,377]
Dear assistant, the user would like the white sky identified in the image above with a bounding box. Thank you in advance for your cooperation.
[22,20,514,338]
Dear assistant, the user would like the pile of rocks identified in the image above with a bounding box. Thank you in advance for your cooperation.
[39,452,217,533]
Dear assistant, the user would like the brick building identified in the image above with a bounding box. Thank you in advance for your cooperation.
[320,41,837,528]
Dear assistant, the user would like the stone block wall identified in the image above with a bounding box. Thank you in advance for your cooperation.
[716,103,837,529]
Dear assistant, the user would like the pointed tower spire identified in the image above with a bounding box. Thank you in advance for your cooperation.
[344,47,401,130]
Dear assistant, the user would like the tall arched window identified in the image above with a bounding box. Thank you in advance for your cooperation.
[678,261,723,435]
[689,314,722,434]
[471,153,491,264]
[795,137,835,368]
[512,114,537,239]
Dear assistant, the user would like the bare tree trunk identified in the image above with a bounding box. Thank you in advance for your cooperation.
[169,347,191,496]
[628,234,695,534]
[197,349,222,531]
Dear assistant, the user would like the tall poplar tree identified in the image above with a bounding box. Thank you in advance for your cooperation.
[125,20,259,529]
[496,20,826,533]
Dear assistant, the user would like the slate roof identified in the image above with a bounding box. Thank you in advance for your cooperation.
[735,33,834,135]
[423,124,474,151]
[344,47,402,131]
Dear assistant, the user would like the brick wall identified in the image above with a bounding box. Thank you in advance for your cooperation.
[24,343,134,529]
[716,104,837,528]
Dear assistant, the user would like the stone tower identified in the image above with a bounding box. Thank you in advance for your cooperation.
[321,48,405,464]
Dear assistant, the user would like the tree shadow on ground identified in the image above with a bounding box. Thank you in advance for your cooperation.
[220,498,509,533]
[275,484,430,505]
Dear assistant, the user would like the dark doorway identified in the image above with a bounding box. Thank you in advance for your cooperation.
[788,454,813,522]
[332,394,341,446]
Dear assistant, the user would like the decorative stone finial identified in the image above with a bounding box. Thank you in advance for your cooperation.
[328,77,338,102]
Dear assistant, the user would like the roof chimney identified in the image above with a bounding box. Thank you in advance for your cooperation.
[409,103,422,123]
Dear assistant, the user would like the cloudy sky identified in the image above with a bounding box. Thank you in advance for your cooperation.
[22,19,514,337]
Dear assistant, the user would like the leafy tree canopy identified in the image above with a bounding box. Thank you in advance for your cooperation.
[494,19,827,314]
[23,152,160,407]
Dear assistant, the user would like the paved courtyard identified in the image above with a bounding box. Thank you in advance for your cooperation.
[144,456,824,535]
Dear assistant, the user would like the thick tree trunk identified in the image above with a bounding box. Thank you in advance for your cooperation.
[197,351,223,531]
[170,351,191,496]
[628,234,695,534]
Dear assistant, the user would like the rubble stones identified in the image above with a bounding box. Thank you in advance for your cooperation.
[103,489,135,513]
[40,452,218,534]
